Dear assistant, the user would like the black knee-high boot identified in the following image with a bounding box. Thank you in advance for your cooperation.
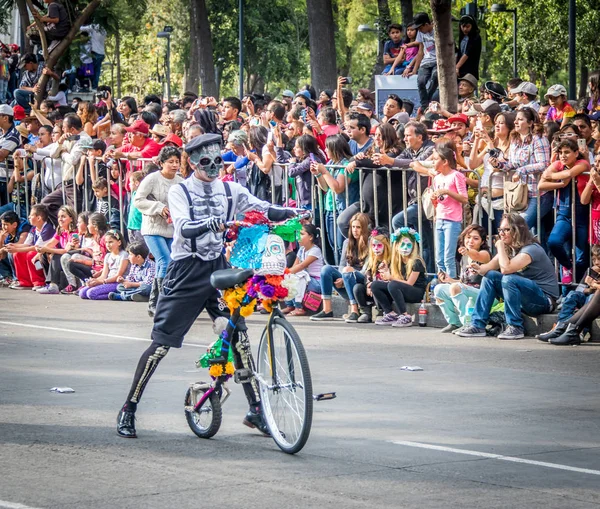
[147,277,164,317]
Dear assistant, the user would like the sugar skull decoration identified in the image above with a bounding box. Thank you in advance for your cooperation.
[391,227,420,257]
[256,234,286,275]
[230,224,269,269]
[185,133,224,179]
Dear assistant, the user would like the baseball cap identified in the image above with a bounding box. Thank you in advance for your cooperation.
[13,105,26,120]
[481,99,502,119]
[124,119,150,135]
[159,133,183,147]
[18,53,37,69]
[297,90,311,100]
[0,104,15,117]
[545,84,567,98]
[412,12,431,28]
[79,138,95,150]
[356,102,375,112]
[282,90,295,98]
[448,113,468,125]
[512,81,538,96]
[458,73,478,89]
[588,111,600,122]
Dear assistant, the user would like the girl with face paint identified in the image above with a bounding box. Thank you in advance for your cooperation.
[433,224,492,333]
[431,140,469,278]
[352,229,392,323]
[371,227,428,327]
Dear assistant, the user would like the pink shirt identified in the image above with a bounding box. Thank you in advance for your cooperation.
[53,230,74,249]
[433,170,467,222]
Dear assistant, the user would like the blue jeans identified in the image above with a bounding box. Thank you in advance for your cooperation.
[548,210,589,278]
[417,61,438,110]
[341,269,366,305]
[383,62,408,75]
[435,219,462,278]
[143,235,173,279]
[117,282,151,300]
[320,265,349,301]
[521,193,553,234]
[325,211,344,265]
[557,290,589,322]
[392,203,434,274]
[472,270,551,330]
[14,89,33,114]
[91,51,105,89]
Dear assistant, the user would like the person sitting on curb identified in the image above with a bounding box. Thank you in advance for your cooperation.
[457,213,559,340]
[537,244,600,345]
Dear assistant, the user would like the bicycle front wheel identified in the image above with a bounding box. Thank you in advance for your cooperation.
[256,317,313,454]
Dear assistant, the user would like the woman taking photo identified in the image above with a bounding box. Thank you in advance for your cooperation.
[134,146,184,316]
[469,112,515,231]
[491,107,551,232]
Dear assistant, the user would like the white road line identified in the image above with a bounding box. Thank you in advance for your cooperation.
[392,440,600,476]
[0,321,208,349]
[0,501,45,509]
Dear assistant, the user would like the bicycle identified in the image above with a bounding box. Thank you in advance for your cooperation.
[184,213,314,454]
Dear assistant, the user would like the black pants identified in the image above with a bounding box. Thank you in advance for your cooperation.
[353,283,374,309]
[41,184,82,226]
[371,280,425,314]
[570,291,600,329]
[68,260,93,281]
[41,253,67,287]
[125,255,259,410]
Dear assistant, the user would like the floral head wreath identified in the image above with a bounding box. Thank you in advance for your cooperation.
[370,227,389,239]
[391,227,421,244]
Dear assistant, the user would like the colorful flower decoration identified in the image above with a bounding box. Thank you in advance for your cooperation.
[391,226,421,244]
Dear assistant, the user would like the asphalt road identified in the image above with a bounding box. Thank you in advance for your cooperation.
[1,289,600,509]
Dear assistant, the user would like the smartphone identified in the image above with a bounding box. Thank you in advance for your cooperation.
[577,138,587,152]
[475,119,483,130]
[589,268,600,281]
[430,102,439,112]
[309,153,316,162]
[72,233,79,241]
[267,131,273,144]
[300,109,308,122]
[342,76,352,84]
[269,120,277,128]
[34,259,43,271]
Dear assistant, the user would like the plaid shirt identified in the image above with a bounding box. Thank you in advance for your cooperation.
[502,135,550,198]
[126,258,156,286]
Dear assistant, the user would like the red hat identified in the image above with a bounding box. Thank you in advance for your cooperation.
[124,119,150,135]
[448,113,468,125]
[9,44,19,52]
[13,105,26,121]
[427,119,457,133]
[159,133,183,147]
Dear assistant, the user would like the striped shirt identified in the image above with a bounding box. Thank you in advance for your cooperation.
[502,135,550,198]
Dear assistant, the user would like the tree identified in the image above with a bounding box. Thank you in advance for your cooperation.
[430,0,456,113]
[26,0,102,105]
[189,0,217,96]
[400,0,414,30]
[306,0,337,92]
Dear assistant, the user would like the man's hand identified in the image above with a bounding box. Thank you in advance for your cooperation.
[372,153,394,166]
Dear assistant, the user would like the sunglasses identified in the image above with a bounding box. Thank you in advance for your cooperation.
[498,228,511,234]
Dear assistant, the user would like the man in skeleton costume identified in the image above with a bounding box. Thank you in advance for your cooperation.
[117,133,296,438]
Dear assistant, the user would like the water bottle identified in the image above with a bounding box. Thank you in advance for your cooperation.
[465,297,475,326]
[429,278,438,303]
[418,300,428,327]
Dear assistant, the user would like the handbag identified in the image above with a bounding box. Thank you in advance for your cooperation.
[421,177,435,220]
[503,178,528,212]
[302,290,322,312]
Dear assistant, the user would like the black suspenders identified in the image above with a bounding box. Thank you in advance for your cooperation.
[178,181,233,255]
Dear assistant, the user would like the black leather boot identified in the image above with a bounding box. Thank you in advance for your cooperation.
[242,404,271,437]
[550,323,582,346]
[117,408,137,438]
[537,321,567,342]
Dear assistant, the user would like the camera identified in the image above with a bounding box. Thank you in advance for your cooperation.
[96,90,109,100]
[488,148,501,159]
[342,76,353,85]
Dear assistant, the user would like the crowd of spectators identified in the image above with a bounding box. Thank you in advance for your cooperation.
[1,9,600,343]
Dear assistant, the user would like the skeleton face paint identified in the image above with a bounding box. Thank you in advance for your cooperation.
[189,142,223,179]
[257,234,286,275]
[398,236,414,256]
[371,240,385,256]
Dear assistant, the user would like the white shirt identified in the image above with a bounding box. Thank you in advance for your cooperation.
[416,29,436,65]
[33,142,63,192]
[80,24,107,55]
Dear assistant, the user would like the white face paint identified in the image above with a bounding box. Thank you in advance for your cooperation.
[189,142,223,179]
[371,240,385,256]
[257,234,286,275]
[398,236,414,256]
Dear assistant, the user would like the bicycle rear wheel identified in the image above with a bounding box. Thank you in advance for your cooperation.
[184,384,222,439]
[256,317,313,454]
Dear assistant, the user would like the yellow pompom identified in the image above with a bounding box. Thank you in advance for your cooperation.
[240,299,256,317]
[262,299,273,313]
[225,362,235,375]
[209,364,224,377]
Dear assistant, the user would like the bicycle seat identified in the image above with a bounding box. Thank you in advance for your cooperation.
[211,268,254,290]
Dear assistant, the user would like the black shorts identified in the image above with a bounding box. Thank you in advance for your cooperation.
[151,255,230,348]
